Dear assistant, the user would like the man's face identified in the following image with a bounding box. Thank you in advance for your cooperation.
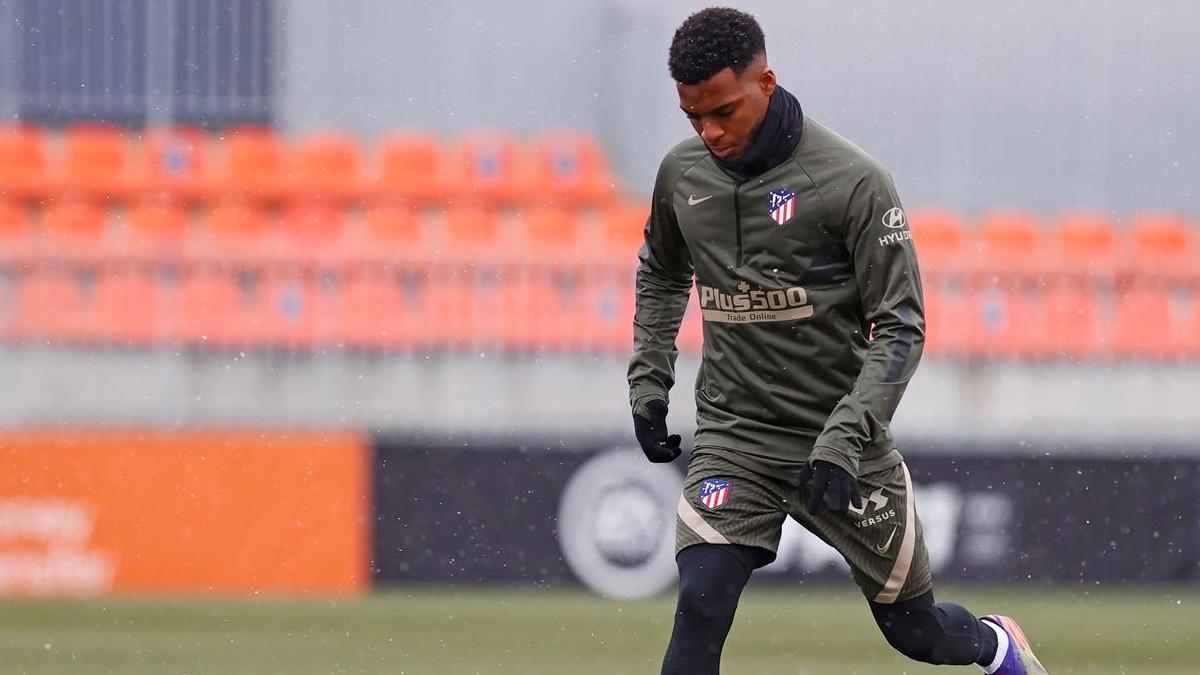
[677,60,775,161]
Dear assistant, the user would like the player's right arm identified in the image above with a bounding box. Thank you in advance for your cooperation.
[626,156,694,419]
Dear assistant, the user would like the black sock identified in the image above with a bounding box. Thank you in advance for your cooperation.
[660,544,768,675]
[869,591,999,666]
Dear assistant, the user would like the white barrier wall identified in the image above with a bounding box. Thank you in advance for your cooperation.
[1,346,1196,452]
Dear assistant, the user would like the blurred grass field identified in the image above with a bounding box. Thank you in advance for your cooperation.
[2,586,1198,674]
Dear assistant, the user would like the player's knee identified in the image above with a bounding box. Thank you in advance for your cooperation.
[876,613,942,664]
[881,628,940,664]
[673,546,747,622]
[675,573,736,621]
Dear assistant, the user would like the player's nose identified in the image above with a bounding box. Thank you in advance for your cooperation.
[700,119,725,144]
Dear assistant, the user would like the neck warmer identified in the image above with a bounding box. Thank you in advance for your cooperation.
[715,84,804,178]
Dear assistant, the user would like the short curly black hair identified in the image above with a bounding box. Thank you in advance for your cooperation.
[668,7,766,85]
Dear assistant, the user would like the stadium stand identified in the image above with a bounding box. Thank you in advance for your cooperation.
[90,271,166,346]
[0,126,52,200]
[529,130,616,206]
[171,273,250,347]
[0,125,1196,360]
[908,208,970,280]
[10,270,87,343]
[1052,211,1121,281]
[61,125,135,203]
[38,199,110,266]
[218,127,288,203]
[976,209,1047,282]
[141,127,210,203]
[287,133,368,204]
[375,132,454,204]
[0,198,31,265]
[1129,212,1197,282]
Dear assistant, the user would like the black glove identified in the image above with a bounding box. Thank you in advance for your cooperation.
[797,460,862,515]
[633,399,682,463]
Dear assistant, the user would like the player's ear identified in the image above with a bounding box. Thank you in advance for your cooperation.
[758,66,776,98]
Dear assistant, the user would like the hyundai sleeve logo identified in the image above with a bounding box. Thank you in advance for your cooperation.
[882,207,907,229]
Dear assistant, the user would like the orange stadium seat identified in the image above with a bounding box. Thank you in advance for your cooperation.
[142,127,210,202]
[596,201,648,269]
[517,205,583,268]
[277,202,349,269]
[250,274,329,348]
[37,200,109,265]
[922,285,980,357]
[0,274,10,341]
[89,271,166,345]
[0,200,32,265]
[61,125,135,201]
[450,131,536,205]
[375,132,454,204]
[467,277,510,347]
[333,275,412,349]
[171,273,250,347]
[359,203,427,267]
[1128,213,1197,282]
[579,274,635,352]
[975,210,1047,282]
[965,288,1045,358]
[1110,287,1190,359]
[1040,286,1102,360]
[286,133,367,203]
[500,277,574,351]
[10,271,86,343]
[529,130,615,206]
[1188,293,1200,359]
[908,209,970,279]
[217,127,286,202]
[417,278,474,350]
[1051,211,1120,280]
[123,201,190,265]
[192,201,273,266]
[0,127,52,200]
[441,205,504,267]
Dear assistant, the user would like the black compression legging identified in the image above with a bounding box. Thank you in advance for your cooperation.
[869,590,998,665]
[662,544,998,673]
[660,544,768,675]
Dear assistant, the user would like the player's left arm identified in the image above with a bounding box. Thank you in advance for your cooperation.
[809,167,925,478]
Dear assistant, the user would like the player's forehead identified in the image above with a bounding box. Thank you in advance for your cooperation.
[676,67,745,114]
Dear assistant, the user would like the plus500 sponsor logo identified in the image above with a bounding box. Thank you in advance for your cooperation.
[698,284,814,323]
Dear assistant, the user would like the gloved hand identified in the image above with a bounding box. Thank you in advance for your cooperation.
[633,399,682,463]
[797,460,862,515]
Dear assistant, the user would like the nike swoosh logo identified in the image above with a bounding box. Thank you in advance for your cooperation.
[687,194,714,206]
[876,525,898,555]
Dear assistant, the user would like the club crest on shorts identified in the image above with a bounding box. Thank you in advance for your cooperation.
[768,188,796,225]
[698,478,733,510]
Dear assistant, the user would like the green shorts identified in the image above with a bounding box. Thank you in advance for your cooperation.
[676,450,932,604]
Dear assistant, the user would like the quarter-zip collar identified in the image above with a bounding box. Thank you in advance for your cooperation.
[714,84,804,179]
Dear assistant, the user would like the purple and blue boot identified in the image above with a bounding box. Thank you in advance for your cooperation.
[981,615,1048,674]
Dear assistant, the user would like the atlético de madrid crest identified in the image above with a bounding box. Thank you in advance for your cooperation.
[698,478,733,510]
[768,188,795,225]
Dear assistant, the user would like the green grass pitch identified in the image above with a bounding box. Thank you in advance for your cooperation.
[2,586,1197,674]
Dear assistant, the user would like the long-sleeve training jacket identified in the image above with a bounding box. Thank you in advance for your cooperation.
[627,117,925,479]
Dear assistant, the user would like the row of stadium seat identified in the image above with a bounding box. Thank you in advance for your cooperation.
[916,209,1197,282]
[1,270,1198,359]
[1,198,1197,283]
[0,199,647,269]
[0,126,616,206]
[0,271,634,352]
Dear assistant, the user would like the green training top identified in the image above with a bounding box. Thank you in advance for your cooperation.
[627,117,925,479]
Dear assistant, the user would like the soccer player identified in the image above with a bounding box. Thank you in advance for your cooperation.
[627,7,1048,675]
